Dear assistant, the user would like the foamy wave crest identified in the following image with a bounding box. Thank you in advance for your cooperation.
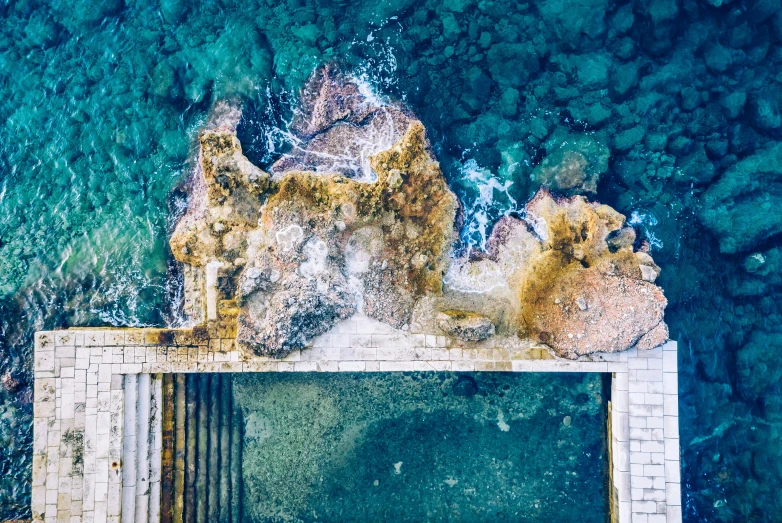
[459,159,519,252]
[629,210,664,251]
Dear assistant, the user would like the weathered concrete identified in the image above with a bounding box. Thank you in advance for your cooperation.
[32,318,681,522]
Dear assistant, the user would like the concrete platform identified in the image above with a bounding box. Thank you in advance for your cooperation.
[32,314,681,523]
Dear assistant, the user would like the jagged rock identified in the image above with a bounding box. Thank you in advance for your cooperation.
[172,72,459,356]
[289,64,381,138]
[239,119,458,352]
[171,67,668,359]
[512,190,668,357]
[170,101,272,268]
[272,66,414,180]
[446,189,668,358]
[238,280,356,356]
[437,310,496,341]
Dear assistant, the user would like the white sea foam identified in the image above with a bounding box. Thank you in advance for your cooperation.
[459,159,519,252]
[629,210,664,250]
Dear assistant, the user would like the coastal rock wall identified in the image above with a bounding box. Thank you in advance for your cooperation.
[170,68,668,359]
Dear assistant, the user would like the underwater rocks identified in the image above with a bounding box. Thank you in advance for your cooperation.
[699,142,782,254]
[736,330,782,402]
[727,247,782,297]
[171,68,668,359]
[531,134,609,194]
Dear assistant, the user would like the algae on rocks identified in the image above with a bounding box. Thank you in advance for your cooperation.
[170,68,668,360]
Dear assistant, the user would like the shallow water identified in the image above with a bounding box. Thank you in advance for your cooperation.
[1,0,781,520]
[233,372,608,522]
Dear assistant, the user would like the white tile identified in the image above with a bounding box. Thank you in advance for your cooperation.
[666,482,682,506]
[614,372,629,391]
[635,369,663,382]
[663,351,677,372]
[641,441,664,453]
[630,452,651,465]
[664,395,679,416]
[338,361,366,372]
[632,499,657,513]
[642,489,665,501]
[666,504,682,522]
[665,438,680,461]
[665,461,681,483]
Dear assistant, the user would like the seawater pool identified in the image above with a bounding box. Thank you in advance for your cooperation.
[232,372,609,522]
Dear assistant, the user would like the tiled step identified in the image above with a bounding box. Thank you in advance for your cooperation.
[121,374,163,523]
[135,373,243,523]
[121,374,137,523]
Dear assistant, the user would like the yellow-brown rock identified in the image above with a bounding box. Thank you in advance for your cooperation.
[169,69,668,359]
[170,102,272,268]
[237,121,459,355]
[510,189,667,358]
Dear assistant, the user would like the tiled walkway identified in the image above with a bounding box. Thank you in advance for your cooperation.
[33,315,681,522]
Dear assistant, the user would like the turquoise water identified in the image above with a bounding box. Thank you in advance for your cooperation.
[0,0,781,520]
[232,372,608,522]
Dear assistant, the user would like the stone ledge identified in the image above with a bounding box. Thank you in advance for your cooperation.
[32,320,681,523]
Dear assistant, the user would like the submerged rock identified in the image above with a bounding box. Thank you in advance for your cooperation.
[171,67,668,359]
[699,142,782,253]
[531,134,610,194]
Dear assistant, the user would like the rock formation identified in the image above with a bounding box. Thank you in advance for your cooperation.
[444,188,667,358]
[171,67,668,359]
[271,64,414,181]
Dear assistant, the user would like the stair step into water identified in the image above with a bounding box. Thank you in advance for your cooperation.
[121,373,243,522]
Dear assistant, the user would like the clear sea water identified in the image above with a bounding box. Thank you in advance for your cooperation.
[0,0,780,520]
[232,372,608,522]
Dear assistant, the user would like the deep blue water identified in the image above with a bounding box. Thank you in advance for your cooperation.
[1,0,781,520]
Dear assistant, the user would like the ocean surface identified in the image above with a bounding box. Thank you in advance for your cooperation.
[0,0,780,520]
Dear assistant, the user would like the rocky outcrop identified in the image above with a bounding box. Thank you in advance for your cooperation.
[271,65,414,181]
[171,69,459,356]
[446,189,667,358]
[169,101,271,270]
[171,67,668,359]
[236,119,459,355]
